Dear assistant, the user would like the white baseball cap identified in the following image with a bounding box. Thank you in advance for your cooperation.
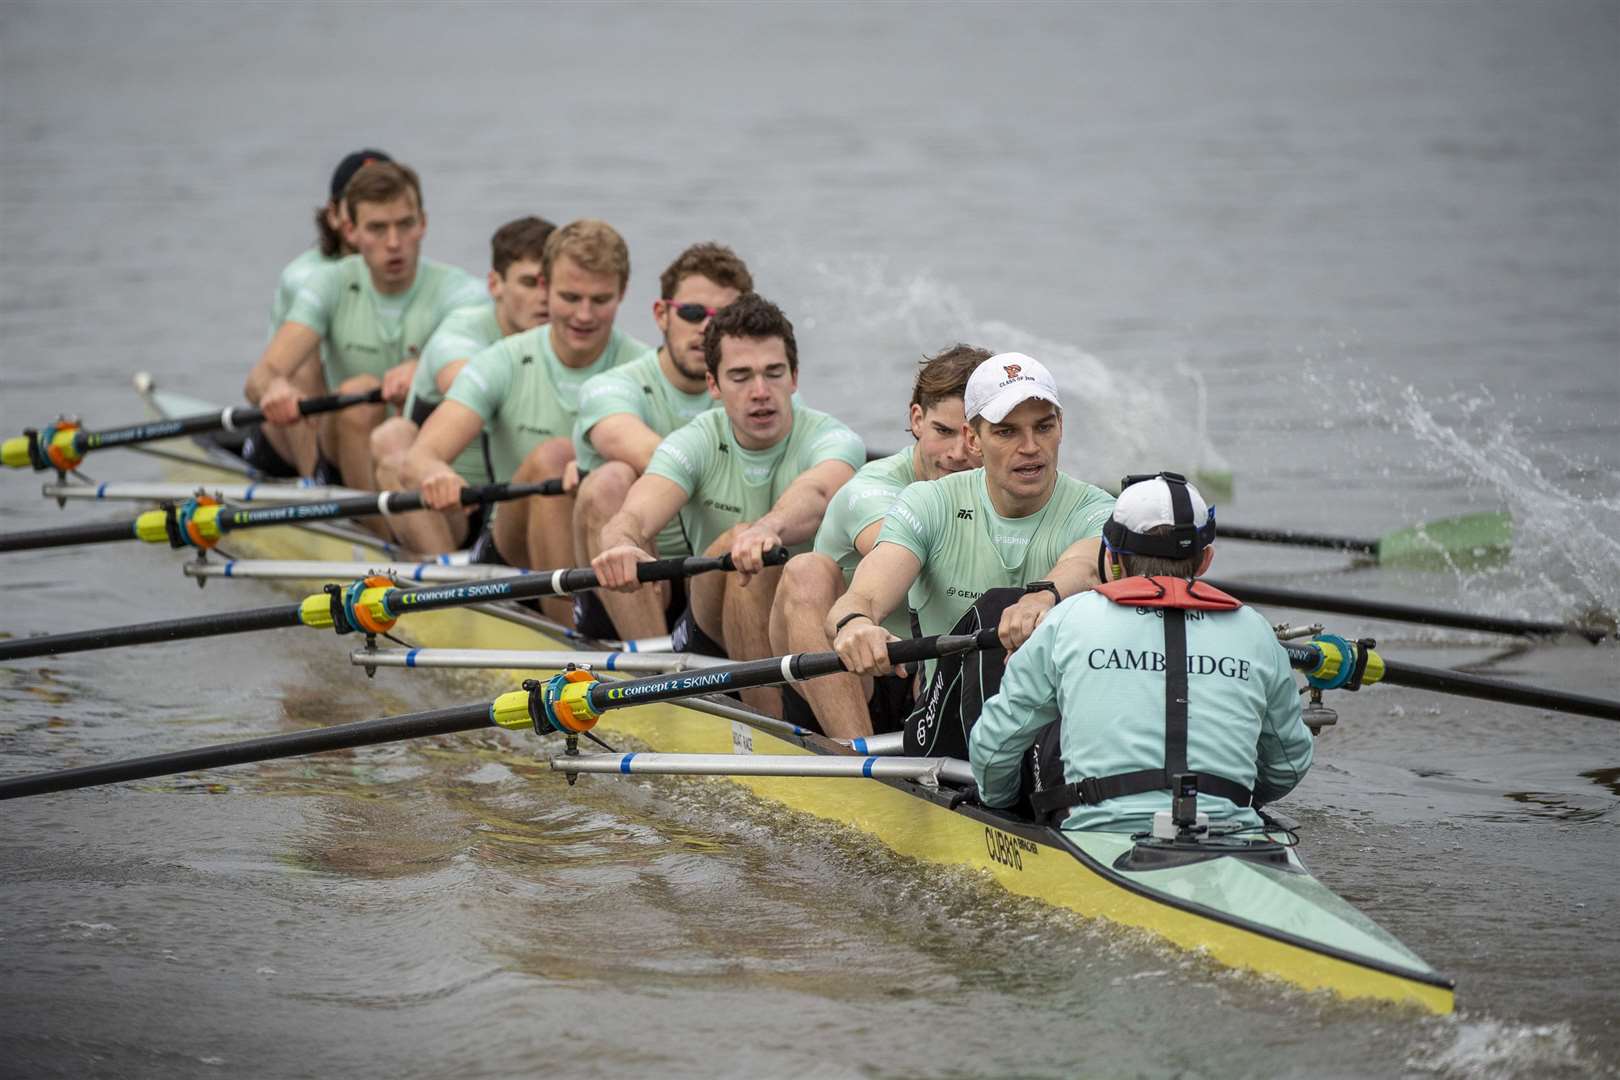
[963,352,1063,423]
[1112,476,1212,535]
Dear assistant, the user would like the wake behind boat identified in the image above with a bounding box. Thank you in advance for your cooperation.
[43,375,1452,1013]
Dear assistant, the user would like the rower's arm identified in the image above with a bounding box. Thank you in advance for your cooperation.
[432,359,470,396]
[826,541,921,638]
[970,612,1063,807]
[599,473,688,553]
[1043,536,1104,597]
[401,401,483,487]
[244,321,322,403]
[1253,636,1314,805]
[585,413,665,475]
[755,460,857,547]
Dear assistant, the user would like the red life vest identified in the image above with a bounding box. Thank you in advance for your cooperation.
[1094,576,1242,611]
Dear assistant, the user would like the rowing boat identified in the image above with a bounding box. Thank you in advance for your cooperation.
[118,376,1455,1014]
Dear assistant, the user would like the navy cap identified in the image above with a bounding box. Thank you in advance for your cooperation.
[329,148,392,201]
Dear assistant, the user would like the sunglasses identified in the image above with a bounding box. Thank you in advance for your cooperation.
[668,302,721,324]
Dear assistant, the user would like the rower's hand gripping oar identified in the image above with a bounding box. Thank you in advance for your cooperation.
[1287,634,1619,723]
[0,476,573,554]
[0,548,789,663]
[0,388,384,474]
[0,631,997,800]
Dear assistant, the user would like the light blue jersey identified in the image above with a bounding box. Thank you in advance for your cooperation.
[969,590,1312,833]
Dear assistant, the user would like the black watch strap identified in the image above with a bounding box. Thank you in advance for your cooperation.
[834,611,873,633]
[1024,580,1060,603]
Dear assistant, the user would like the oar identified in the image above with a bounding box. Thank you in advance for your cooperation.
[0,548,787,663]
[1217,511,1512,569]
[1,388,384,473]
[1207,578,1611,643]
[1287,636,1619,721]
[44,480,370,504]
[0,632,994,800]
[0,478,568,554]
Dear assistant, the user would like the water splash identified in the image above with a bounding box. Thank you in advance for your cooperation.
[796,255,1230,485]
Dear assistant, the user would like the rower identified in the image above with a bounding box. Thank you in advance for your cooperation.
[405,219,648,625]
[827,353,1116,758]
[969,473,1314,833]
[370,215,556,555]
[767,345,986,738]
[570,243,754,642]
[244,147,391,479]
[592,293,866,713]
[245,160,487,490]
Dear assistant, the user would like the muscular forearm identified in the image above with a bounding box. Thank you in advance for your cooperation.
[756,482,837,548]
[1044,538,1103,598]
[599,509,654,554]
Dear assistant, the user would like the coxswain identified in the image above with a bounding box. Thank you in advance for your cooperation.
[570,243,754,642]
[826,353,1115,758]
[246,147,391,479]
[969,473,1314,833]
[766,344,985,738]
[592,293,866,712]
[404,219,648,625]
[244,160,487,489]
[370,215,555,555]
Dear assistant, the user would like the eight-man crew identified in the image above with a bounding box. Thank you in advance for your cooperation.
[827,353,1116,758]
[370,215,556,555]
[592,293,866,713]
[405,219,648,625]
[767,345,986,738]
[570,243,754,642]
[969,474,1314,833]
[246,160,486,490]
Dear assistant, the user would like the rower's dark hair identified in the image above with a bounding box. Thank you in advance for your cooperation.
[911,344,990,414]
[702,293,798,378]
[660,243,754,300]
[1117,526,1204,580]
[491,216,557,277]
[313,204,346,258]
[341,161,424,224]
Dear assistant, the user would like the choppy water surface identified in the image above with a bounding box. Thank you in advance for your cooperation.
[1,2,1617,1077]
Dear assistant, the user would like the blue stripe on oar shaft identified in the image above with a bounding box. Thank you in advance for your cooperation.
[862,757,876,777]
[620,753,636,774]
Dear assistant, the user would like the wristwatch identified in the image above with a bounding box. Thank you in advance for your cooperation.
[1023,580,1060,604]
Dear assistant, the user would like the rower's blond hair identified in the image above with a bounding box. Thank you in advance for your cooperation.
[543,219,631,292]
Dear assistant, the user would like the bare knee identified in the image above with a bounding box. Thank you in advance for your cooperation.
[514,436,575,481]
[369,418,417,469]
[575,461,636,528]
[336,376,385,434]
[779,554,843,615]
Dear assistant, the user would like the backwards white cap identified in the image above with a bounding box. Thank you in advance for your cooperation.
[963,352,1062,423]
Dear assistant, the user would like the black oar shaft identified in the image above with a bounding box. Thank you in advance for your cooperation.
[83,388,383,452]
[0,550,782,663]
[0,703,494,800]
[1377,659,1619,722]
[1216,525,1378,555]
[0,518,134,552]
[0,604,304,662]
[1208,578,1608,643]
[583,630,1000,713]
[0,479,568,555]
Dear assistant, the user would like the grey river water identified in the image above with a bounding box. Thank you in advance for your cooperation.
[1,2,1617,1077]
